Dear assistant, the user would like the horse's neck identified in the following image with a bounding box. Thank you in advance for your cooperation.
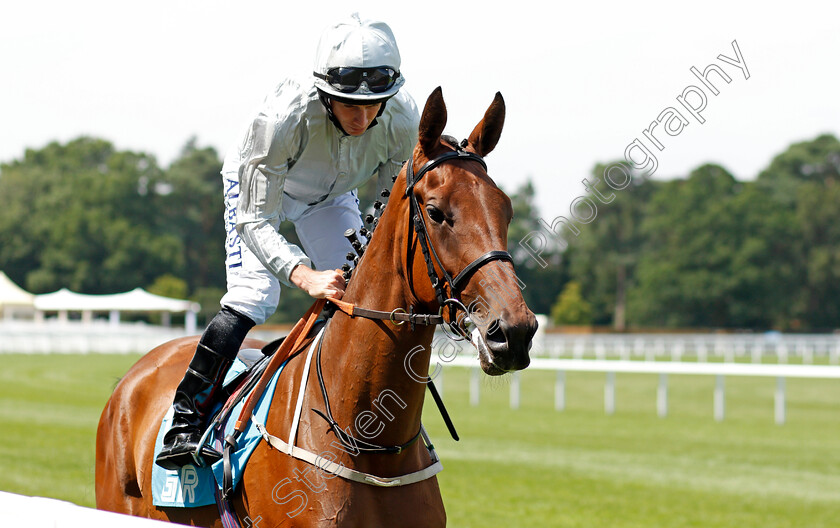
[317,211,436,446]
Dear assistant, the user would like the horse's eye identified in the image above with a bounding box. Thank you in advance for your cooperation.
[426,205,445,224]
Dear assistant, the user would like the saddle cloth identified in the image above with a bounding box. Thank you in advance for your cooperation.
[151,349,288,508]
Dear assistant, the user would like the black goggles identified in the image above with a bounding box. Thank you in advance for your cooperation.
[315,67,400,94]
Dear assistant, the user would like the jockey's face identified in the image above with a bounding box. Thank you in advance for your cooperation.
[331,101,382,136]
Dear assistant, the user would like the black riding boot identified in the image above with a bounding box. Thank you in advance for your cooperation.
[155,307,255,470]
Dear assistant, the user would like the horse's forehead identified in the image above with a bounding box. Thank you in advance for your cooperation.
[422,162,511,216]
[413,142,510,209]
[423,161,490,193]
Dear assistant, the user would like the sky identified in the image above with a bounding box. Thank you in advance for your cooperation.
[3,0,839,219]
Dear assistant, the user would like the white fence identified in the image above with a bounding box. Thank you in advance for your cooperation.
[535,332,840,364]
[3,320,840,365]
[3,322,839,425]
[0,491,188,527]
[438,356,840,425]
[0,321,195,354]
[0,321,293,354]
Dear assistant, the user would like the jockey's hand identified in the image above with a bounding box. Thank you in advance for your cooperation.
[290,265,346,300]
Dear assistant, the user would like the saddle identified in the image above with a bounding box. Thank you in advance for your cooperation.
[216,318,327,424]
[151,317,326,508]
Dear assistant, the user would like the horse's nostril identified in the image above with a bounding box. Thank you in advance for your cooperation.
[481,318,533,372]
[484,320,506,347]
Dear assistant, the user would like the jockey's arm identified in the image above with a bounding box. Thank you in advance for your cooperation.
[235,108,320,292]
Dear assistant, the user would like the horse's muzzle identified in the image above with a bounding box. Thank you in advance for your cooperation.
[478,311,538,375]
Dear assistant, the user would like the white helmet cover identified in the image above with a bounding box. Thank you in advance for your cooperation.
[313,13,405,103]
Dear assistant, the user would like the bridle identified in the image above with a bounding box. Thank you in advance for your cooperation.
[404,137,514,339]
[311,138,516,456]
[325,137,515,340]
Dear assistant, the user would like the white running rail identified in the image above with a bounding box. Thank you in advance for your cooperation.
[437,356,840,425]
[0,491,189,527]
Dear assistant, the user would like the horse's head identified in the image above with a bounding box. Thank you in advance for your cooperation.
[395,87,538,375]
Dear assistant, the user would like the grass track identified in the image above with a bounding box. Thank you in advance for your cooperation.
[426,369,840,527]
[0,353,838,527]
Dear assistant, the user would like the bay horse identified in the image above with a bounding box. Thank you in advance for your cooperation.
[95,87,538,527]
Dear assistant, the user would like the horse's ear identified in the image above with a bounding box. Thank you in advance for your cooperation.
[419,87,447,155]
[467,92,505,157]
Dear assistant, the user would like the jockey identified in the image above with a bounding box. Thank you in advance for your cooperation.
[156,14,419,469]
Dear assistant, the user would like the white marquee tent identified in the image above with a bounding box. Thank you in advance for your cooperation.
[0,272,35,320]
[33,287,200,334]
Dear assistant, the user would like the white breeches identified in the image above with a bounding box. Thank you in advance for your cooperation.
[220,191,363,325]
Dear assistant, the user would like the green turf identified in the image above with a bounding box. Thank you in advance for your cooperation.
[0,353,135,506]
[425,369,840,528]
[0,354,838,527]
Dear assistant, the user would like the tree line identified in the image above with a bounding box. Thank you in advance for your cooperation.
[1,133,838,330]
[515,133,840,332]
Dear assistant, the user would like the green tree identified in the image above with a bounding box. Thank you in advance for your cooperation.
[786,178,840,328]
[0,137,182,294]
[160,138,226,293]
[757,133,840,329]
[550,281,592,325]
[757,133,840,204]
[191,286,226,325]
[630,164,797,329]
[566,162,658,329]
[504,179,569,316]
[147,274,189,300]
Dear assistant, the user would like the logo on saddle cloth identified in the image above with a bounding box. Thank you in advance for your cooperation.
[151,355,287,508]
[160,465,199,504]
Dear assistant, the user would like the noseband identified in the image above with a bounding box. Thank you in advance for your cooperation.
[405,138,514,338]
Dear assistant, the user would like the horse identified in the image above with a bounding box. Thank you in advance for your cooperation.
[95,86,538,527]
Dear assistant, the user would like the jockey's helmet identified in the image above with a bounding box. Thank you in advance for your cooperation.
[313,13,405,106]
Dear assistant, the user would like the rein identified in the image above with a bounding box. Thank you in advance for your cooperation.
[223,138,513,494]
[312,323,423,455]
[302,140,510,453]
[326,296,443,327]
[250,328,443,491]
